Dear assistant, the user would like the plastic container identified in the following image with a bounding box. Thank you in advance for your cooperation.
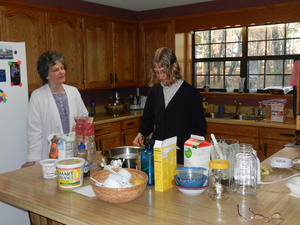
[39,158,57,179]
[208,159,230,200]
[55,157,85,190]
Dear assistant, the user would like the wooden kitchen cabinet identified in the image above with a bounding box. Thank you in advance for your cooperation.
[46,12,84,89]
[94,121,121,151]
[207,123,260,151]
[83,18,137,89]
[138,20,175,85]
[94,117,141,151]
[0,6,46,92]
[259,127,295,160]
[121,117,141,146]
[83,16,113,89]
[112,21,137,88]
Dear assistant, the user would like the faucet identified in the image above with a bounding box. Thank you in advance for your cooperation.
[233,100,241,119]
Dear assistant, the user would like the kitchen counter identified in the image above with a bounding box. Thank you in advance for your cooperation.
[92,110,296,129]
[0,148,299,225]
[207,117,296,129]
[93,111,143,125]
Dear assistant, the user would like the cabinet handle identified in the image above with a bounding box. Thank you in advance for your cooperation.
[115,73,117,84]
[99,140,102,150]
[110,73,113,84]
[279,133,295,137]
[127,122,135,126]
[263,143,267,157]
[95,128,102,133]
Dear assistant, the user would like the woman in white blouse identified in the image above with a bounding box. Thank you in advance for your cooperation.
[22,51,88,167]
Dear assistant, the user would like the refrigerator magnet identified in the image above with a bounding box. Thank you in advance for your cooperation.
[8,61,22,86]
[0,89,7,103]
[0,69,6,82]
[0,45,13,59]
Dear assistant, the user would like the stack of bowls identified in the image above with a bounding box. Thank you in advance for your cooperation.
[174,167,208,195]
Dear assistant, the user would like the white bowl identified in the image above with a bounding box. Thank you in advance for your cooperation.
[174,182,208,196]
[286,177,300,196]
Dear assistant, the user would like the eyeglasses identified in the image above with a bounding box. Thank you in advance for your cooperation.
[237,204,283,224]
[153,69,167,76]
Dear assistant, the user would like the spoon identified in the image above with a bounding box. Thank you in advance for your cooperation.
[211,133,224,160]
[90,177,103,186]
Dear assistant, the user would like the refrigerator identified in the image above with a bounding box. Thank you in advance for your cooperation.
[0,41,30,225]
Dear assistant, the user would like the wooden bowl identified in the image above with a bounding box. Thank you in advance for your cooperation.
[91,168,148,203]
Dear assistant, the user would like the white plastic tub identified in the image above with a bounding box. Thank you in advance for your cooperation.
[55,157,85,190]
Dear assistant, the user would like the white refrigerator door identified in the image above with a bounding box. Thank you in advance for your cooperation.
[0,41,30,225]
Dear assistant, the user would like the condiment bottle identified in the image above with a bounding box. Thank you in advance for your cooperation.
[208,159,230,200]
[75,142,90,177]
[233,143,257,195]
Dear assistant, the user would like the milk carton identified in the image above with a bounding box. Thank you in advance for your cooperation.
[154,136,177,192]
[184,135,212,169]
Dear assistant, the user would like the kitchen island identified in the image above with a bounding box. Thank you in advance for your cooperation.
[0,148,299,225]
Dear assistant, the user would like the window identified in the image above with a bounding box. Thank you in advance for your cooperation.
[192,22,300,92]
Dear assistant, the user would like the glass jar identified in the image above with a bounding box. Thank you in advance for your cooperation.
[233,143,257,195]
[208,159,230,200]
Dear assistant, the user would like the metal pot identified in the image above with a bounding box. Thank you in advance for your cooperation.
[101,146,144,170]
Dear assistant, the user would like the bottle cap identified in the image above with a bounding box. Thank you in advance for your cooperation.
[77,142,86,150]
[209,159,229,169]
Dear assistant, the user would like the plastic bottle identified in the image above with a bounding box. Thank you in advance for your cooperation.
[75,142,90,177]
[141,140,154,186]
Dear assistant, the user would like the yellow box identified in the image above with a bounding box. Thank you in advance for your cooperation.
[154,137,177,192]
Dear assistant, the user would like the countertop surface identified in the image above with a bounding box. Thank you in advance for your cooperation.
[93,111,296,129]
[0,148,299,225]
[93,111,143,125]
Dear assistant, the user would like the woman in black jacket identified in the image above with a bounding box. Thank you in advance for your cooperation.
[133,47,207,164]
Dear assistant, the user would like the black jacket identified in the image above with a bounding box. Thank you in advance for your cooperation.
[140,81,207,163]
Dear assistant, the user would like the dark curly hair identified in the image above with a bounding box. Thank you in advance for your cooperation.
[37,51,67,84]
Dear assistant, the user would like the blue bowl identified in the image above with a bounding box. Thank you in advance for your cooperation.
[174,174,208,188]
[175,167,208,188]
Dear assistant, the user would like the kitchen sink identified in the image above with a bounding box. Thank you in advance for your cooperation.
[207,113,262,121]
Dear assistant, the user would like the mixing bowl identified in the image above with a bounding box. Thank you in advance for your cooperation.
[175,167,208,188]
[101,146,144,169]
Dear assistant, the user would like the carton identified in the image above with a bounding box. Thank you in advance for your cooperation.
[184,135,212,169]
[153,136,177,192]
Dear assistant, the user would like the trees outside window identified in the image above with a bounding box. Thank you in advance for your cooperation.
[192,22,300,92]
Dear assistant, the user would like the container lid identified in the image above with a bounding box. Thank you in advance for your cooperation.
[77,141,86,150]
[209,159,229,169]
[270,157,292,168]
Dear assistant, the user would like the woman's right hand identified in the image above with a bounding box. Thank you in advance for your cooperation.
[133,132,144,146]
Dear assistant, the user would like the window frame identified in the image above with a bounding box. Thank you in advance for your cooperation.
[192,22,300,93]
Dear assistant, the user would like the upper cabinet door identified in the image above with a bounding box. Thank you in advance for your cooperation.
[46,12,84,89]
[83,17,113,89]
[113,21,137,88]
[0,6,46,92]
[138,21,175,86]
